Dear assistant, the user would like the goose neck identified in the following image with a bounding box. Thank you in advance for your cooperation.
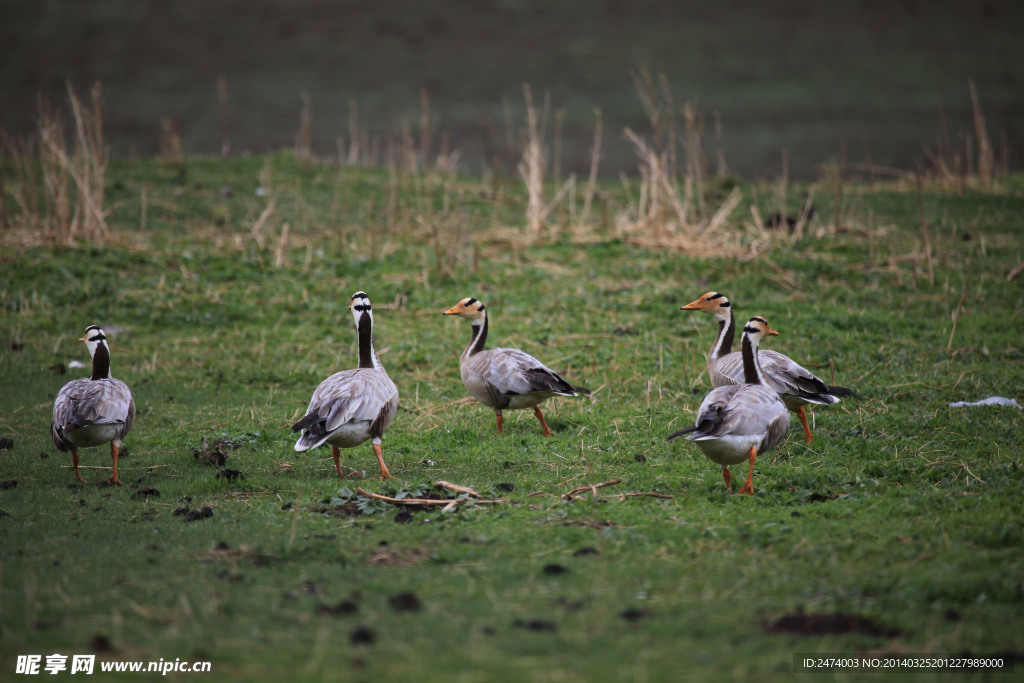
[91,343,111,380]
[356,311,381,370]
[741,332,766,385]
[710,310,735,360]
[465,314,488,358]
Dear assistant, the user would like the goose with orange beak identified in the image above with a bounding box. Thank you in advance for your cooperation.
[668,316,790,495]
[51,325,136,486]
[293,291,399,478]
[444,297,589,436]
[680,291,852,444]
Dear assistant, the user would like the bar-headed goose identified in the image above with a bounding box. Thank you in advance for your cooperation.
[293,291,399,478]
[444,297,589,436]
[51,325,136,486]
[668,316,790,495]
[680,291,852,444]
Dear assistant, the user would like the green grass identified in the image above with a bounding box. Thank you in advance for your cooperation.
[1,154,1023,681]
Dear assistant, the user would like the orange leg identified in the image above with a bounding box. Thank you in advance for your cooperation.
[534,406,552,437]
[332,446,345,478]
[109,443,121,486]
[72,451,87,483]
[495,413,503,435]
[372,443,392,479]
[797,407,813,444]
[721,466,732,492]
[738,447,758,496]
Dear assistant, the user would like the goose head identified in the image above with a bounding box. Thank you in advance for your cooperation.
[349,291,373,324]
[742,316,780,342]
[444,297,486,321]
[79,325,109,358]
[680,291,732,323]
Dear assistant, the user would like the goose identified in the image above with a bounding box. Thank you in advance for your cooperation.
[667,316,790,495]
[51,325,136,486]
[680,291,852,444]
[293,291,399,479]
[444,297,589,436]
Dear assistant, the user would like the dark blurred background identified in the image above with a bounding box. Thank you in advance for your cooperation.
[2,0,1022,178]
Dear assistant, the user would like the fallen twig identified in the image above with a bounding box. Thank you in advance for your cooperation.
[616,491,673,501]
[434,480,481,497]
[61,464,171,470]
[562,479,622,501]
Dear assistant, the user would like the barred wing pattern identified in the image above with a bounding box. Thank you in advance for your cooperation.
[462,347,584,410]
[710,349,852,407]
[293,368,399,450]
[689,384,791,455]
[51,378,136,451]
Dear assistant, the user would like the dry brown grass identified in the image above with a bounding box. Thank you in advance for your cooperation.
[613,71,756,258]
[21,82,110,243]
[159,115,182,164]
[1,77,1015,266]
[1,131,40,231]
[517,84,576,242]
[920,81,1004,193]
[294,93,313,161]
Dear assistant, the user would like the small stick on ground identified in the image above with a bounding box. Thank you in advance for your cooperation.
[616,491,673,501]
[434,480,480,498]
[62,464,170,470]
[562,479,622,501]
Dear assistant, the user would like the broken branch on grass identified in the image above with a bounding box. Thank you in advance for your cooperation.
[562,479,622,501]
[616,491,673,501]
[61,464,170,470]
[434,480,480,497]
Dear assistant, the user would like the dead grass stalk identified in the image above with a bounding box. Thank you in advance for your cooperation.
[35,82,109,241]
[295,93,313,161]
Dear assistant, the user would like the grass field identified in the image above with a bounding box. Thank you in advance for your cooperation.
[1,152,1023,680]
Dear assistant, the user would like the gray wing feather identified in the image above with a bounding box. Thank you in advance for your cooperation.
[692,385,789,439]
[760,410,790,453]
[465,348,578,398]
[370,393,399,439]
[296,368,398,438]
[51,378,135,450]
[711,350,845,405]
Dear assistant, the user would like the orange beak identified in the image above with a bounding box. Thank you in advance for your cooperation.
[680,297,706,311]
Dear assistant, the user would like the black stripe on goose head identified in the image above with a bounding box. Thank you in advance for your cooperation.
[83,325,107,343]
[743,317,768,335]
[706,293,730,307]
[350,292,372,313]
